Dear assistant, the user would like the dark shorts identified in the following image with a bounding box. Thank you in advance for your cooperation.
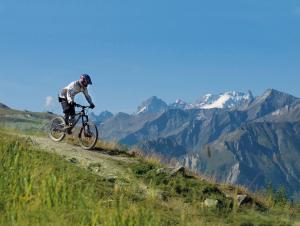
[61,100,75,116]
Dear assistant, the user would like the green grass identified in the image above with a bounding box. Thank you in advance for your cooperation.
[131,161,230,207]
[0,135,162,226]
[0,108,54,136]
[130,160,300,225]
[0,132,299,225]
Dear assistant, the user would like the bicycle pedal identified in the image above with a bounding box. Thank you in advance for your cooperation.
[66,128,73,134]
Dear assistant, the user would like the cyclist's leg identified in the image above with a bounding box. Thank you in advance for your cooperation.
[69,104,76,125]
[61,100,71,125]
[64,104,76,134]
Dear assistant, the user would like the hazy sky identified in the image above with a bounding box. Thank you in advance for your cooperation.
[0,0,300,114]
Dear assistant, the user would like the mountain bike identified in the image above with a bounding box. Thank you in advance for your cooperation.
[48,104,98,150]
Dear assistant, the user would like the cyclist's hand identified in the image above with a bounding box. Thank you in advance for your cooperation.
[90,103,95,109]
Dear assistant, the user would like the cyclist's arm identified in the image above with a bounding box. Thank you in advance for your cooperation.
[83,88,94,105]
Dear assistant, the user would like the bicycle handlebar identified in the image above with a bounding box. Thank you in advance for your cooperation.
[75,104,91,109]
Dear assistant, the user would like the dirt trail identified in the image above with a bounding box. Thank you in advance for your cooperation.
[29,136,138,181]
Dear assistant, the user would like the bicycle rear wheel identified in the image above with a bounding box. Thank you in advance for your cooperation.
[49,117,66,142]
[78,121,98,150]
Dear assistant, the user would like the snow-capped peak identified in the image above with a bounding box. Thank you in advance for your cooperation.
[136,96,168,115]
[137,106,147,114]
[136,91,254,114]
[193,91,254,109]
[175,99,185,104]
[203,94,213,101]
[169,99,190,109]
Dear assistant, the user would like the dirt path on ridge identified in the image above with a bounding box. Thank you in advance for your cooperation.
[28,136,138,181]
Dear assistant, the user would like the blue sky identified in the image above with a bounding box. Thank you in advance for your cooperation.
[0,0,300,114]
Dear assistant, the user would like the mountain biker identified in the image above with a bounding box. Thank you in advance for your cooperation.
[59,74,95,129]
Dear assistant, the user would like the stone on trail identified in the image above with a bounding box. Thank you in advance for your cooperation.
[204,198,219,208]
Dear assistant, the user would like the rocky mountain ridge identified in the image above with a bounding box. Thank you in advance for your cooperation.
[98,89,300,200]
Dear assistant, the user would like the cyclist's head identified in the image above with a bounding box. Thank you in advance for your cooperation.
[80,74,92,87]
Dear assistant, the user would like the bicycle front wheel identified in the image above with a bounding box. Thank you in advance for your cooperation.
[49,117,66,142]
[78,121,98,150]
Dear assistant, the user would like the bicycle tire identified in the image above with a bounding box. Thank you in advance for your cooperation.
[49,117,66,142]
[78,121,98,150]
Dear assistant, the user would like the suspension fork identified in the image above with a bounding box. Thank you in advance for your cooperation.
[81,115,89,126]
[81,115,91,135]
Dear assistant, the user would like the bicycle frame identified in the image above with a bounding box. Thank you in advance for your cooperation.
[68,106,90,131]
[49,103,98,149]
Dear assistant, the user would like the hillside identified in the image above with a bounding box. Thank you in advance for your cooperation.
[2,89,300,203]
[0,103,10,109]
[0,102,55,133]
[97,89,300,200]
[182,121,300,200]
[0,130,299,225]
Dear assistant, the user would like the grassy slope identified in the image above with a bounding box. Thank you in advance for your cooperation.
[0,131,299,226]
[0,107,54,134]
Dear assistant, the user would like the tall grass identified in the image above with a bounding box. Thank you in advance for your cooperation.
[0,136,165,226]
[0,133,299,225]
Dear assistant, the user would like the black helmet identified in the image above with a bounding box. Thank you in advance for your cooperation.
[80,74,92,87]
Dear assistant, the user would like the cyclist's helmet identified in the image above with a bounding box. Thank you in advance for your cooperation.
[80,74,92,87]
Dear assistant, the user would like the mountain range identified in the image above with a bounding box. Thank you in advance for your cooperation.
[92,90,255,124]
[95,89,300,200]
[2,89,300,200]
